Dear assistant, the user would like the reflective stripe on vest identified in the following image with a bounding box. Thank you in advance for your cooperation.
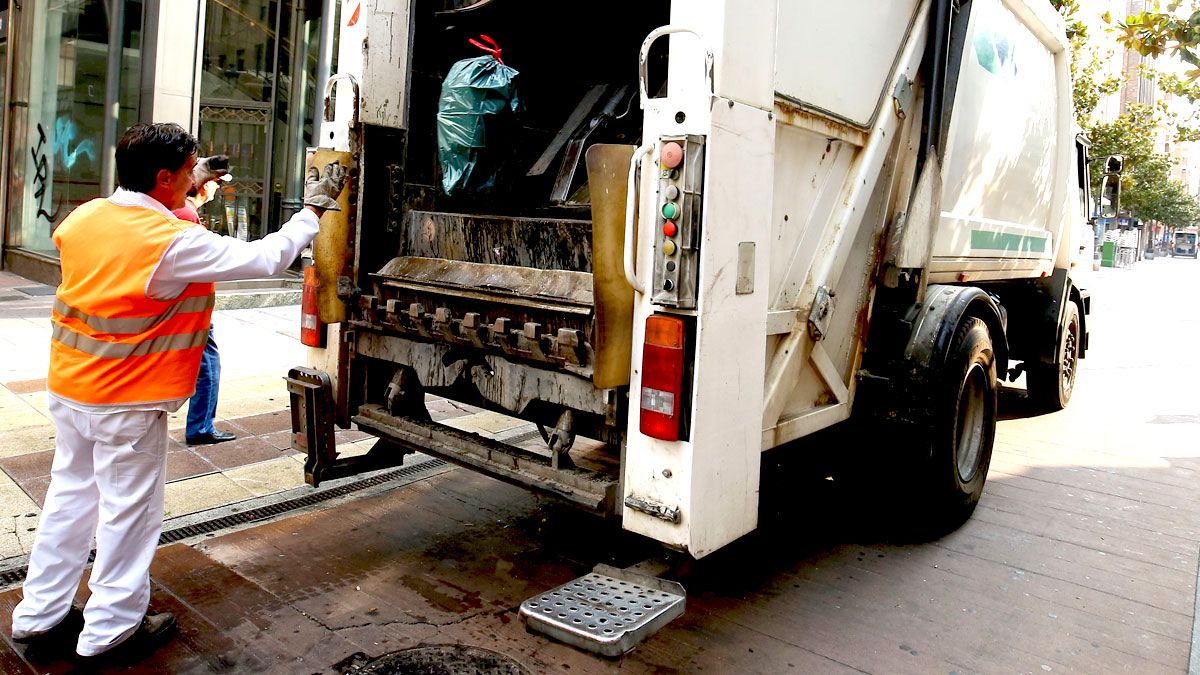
[48,198,216,405]
[51,322,209,359]
[52,294,214,335]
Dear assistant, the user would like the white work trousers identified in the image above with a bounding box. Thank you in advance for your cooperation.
[11,399,169,656]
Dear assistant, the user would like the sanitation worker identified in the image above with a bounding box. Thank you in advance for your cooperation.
[9,122,346,665]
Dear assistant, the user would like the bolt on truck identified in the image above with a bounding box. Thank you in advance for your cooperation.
[290,0,1104,564]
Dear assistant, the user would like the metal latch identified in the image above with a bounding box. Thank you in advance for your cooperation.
[893,75,914,119]
[807,286,835,341]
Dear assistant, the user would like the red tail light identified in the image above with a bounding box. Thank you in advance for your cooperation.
[640,315,686,441]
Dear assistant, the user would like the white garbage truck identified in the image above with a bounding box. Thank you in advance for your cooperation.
[289,0,1105,563]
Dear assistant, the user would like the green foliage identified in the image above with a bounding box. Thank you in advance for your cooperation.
[1122,156,1200,226]
[1058,1,1200,226]
[1109,3,1200,79]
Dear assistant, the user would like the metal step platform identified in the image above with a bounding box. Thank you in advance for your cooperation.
[519,567,685,657]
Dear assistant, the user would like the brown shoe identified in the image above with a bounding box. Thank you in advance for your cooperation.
[75,612,176,666]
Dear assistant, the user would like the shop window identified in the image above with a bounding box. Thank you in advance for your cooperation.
[5,0,142,256]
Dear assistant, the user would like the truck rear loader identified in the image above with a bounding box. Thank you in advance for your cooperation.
[289,0,1102,567]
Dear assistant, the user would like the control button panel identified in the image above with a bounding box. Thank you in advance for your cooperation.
[652,135,705,309]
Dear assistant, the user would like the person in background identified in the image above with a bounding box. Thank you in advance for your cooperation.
[174,155,236,446]
[8,123,346,666]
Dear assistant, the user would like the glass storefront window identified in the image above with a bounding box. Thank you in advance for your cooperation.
[199,0,282,241]
[5,0,142,256]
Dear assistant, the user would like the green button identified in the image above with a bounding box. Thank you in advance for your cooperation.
[661,202,678,219]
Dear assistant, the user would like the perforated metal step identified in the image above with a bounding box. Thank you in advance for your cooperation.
[519,570,685,657]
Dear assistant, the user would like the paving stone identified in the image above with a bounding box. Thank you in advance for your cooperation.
[0,388,47,431]
[0,531,23,559]
[14,513,40,552]
[335,428,370,444]
[259,429,294,451]
[163,473,254,520]
[224,456,308,497]
[19,476,51,507]
[441,410,528,435]
[0,448,54,482]
[191,435,287,470]
[426,398,481,422]
[0,424,56,458]
[225,410,292,436]
[16,390,49,419]
[3,378,45,394]
[165,450,219,483]
[0,478,39,519]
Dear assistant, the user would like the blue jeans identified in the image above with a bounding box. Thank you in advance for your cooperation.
[186,327,221,437]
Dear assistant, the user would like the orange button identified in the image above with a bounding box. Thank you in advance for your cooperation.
[661,142,683,169]
[663,221,677,237]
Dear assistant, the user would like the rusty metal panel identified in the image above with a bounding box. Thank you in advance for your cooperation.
[402,211,593,272]
[585,144,636,389]
[376,257,593,308]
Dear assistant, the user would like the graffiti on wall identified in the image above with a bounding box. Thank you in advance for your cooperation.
[53,117,96,171]
[29,117,99,225]
[30,123,58,224]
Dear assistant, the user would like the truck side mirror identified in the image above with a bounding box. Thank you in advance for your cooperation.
[1100,174,1120,218]
[1096,154,1123,218]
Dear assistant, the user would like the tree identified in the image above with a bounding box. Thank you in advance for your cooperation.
[1053,0,1200,228]
[1108,3,1200,80]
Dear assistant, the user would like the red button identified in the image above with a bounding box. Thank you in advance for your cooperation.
[661,142,683,169]
[662,221,677,237]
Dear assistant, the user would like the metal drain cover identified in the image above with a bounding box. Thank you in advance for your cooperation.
[519,570,685,657]
[338,645,529,674]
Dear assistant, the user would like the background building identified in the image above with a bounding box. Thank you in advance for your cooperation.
[0,0,337,285]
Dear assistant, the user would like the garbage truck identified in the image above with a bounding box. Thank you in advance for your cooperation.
[289,0,1105,561]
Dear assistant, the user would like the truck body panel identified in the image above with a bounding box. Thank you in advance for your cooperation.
[297,0,1098,559]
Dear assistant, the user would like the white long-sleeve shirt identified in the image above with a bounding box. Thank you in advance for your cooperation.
[51,188,322,413]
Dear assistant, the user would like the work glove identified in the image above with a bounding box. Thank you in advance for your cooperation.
[304,162,349,212]
[193,155,231,187]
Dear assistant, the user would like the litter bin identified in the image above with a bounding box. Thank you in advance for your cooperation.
[1101,240,1116,267]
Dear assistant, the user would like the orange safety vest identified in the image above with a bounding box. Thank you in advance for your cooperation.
[49,198,215,406]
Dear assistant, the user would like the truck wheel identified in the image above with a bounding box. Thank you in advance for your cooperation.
[919,317,997,530]
[1026,301,1080,412]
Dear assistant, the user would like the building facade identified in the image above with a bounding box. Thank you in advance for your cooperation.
[0,0,335,285]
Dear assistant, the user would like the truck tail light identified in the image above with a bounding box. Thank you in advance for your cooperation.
[300,264,324,347]
[640,315,686,441]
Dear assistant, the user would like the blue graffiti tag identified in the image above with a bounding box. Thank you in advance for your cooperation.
[53,116,96,171]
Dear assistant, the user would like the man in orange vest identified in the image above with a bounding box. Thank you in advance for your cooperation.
[9,123,346,664]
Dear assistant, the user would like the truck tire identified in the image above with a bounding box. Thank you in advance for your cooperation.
[919,316,997,530]
[1026,300,1080,412]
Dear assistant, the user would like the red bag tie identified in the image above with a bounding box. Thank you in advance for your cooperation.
[468,34,504,64]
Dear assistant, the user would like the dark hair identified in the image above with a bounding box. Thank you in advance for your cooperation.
[115,123,199,193]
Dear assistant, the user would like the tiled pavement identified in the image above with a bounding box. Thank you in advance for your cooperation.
[0,269,558,563]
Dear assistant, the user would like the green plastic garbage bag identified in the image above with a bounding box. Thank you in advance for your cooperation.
[437,53,520,195]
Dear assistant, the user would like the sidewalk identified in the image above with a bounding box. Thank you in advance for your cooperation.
[0,270,364,561]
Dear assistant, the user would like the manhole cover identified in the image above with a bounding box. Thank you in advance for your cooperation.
[339,645,529,675]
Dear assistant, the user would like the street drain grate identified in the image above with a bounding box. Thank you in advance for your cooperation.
[334,645,529,674]
[0,457,449,589]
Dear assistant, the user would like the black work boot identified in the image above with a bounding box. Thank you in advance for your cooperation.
[74,612,176,667]
[12,605,85,660]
